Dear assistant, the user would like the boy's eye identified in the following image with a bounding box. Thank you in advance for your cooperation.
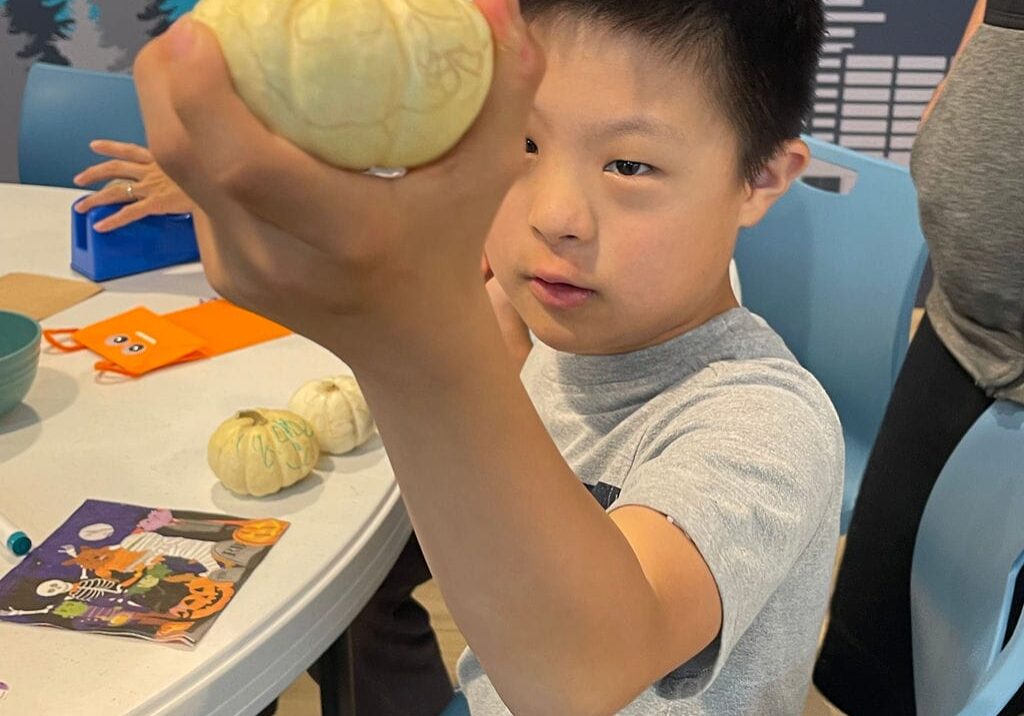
[604,160,654,177]
[524,138,654,177]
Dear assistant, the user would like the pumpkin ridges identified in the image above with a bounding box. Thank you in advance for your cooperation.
[288,375,376,455]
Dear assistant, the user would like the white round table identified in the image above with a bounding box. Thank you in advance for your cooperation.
[0,183,411,715]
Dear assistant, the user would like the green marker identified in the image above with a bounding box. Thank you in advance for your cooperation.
[0,511,31,557]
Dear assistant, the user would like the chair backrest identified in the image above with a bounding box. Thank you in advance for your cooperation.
[911,400,1024,716]
[734,136,928,529]
[18,63,147,189]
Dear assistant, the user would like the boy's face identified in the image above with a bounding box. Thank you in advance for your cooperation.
[485,22,753,356]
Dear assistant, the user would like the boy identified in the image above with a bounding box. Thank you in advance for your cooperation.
[133,0,842,713]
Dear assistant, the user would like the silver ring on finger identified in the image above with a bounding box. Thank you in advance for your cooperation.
[125,182,138,202]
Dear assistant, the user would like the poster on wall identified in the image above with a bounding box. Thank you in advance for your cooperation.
[0,0,977,184]
[817,0,974,164]
[803,0,974,195]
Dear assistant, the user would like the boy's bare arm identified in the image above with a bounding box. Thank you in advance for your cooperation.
[353,291,721,716]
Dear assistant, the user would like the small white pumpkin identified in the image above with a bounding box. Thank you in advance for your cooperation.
[288,375,376,455]
[208,408,320,496]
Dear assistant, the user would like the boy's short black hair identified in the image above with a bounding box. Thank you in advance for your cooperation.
[519,0,825,183]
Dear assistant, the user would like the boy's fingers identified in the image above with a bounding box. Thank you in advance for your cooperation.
[156,18,380,251]
[481,252,494,281]
[135,29,251,235]
[136,37,305,301]
[135,32,255,274]
[442,0,544,184]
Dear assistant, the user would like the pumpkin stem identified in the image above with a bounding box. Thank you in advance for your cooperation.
[237,409,268,426]
[321,381,339,392]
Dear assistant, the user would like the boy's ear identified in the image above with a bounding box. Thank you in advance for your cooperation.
[737,139,811,229]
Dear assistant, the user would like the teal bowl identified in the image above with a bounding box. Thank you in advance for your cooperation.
[0,311,42,418]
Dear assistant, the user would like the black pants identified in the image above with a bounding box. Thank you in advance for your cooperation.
[260,534,452,716]
[814,314,1024,715]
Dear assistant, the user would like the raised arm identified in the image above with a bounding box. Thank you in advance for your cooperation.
[132,8,722,714]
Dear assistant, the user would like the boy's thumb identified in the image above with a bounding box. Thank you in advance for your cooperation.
[454,0,544,176]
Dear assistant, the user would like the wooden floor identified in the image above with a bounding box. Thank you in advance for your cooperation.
[274,310,927,715]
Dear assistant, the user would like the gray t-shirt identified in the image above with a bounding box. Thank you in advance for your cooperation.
[457,307,843,714]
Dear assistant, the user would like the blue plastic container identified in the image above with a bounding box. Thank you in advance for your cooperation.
[71,197,199,281]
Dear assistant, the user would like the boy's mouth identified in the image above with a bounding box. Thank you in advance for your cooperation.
[528,275,594,309]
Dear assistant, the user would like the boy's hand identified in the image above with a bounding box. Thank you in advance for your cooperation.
[132,1,543,371]
[482,252,532,368]
[486,274,533,370]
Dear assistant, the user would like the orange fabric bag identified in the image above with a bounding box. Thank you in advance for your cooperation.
[44,306,207,377]
[43,301,290,377]
[164,299,290,358]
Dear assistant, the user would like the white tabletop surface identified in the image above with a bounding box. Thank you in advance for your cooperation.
[0,183,412,715]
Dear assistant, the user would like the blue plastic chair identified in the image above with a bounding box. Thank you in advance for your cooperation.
[911,400,1024,716]
[18,63,147,189]
[734,137,929,532]
[441,691,470,715]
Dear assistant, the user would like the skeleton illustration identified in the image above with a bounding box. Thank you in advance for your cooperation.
[34,574,144,610]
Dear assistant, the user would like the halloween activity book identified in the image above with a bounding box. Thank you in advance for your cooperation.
[0,500,289,646]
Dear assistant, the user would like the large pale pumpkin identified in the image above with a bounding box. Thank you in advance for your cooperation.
[191,0,494,172]
[208,408,320,496]
[288,375,376,454]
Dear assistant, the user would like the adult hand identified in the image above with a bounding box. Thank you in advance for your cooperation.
[132,0,542,373]
[73,140,194,232]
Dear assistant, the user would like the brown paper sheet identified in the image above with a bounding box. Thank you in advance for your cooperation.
[0,272,103,321]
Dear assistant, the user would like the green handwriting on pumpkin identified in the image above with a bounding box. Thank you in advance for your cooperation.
[250,434,279,469]
[232,418,315,472]
[271,418,316,470]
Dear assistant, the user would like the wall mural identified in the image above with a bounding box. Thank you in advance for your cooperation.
[0,0,196,181]
[1,0,976,183]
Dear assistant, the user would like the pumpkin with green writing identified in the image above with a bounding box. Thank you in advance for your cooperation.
[208,408,320,496]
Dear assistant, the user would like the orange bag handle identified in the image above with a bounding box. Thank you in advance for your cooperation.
[93,359,136,378]
[43,328,87,352]
[93,350,207,378]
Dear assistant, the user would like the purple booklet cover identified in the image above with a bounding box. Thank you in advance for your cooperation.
[0,499,289,646]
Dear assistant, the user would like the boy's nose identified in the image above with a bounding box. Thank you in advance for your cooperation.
[527,185,595,246]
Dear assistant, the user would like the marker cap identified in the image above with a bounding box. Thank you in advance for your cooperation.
[6,532,30,556]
